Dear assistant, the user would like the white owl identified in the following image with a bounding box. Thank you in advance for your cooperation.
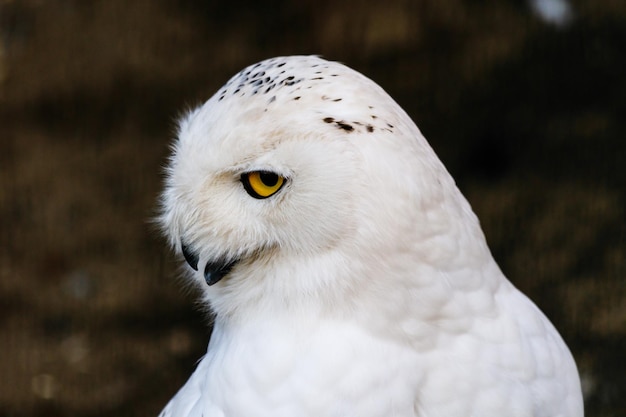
[158,56,583,417]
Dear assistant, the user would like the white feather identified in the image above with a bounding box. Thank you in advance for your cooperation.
[158,56,583,417]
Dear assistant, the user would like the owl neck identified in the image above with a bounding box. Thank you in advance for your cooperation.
[206,227,504,338]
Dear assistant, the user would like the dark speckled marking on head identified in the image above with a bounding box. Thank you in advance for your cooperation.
[336,121,354,132]
[323,116,358,133]
[213,56,397,135]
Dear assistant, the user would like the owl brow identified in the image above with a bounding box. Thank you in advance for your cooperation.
[226,163,291,179]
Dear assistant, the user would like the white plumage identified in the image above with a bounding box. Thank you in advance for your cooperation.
[158,56,583,417]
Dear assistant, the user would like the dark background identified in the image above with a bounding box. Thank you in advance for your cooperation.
[0,1,624,416]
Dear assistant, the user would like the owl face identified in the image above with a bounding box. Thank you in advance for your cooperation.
[161,114,360,285]
[159,56,476,316]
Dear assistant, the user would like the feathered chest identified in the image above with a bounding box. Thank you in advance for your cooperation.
[195,318,422,417]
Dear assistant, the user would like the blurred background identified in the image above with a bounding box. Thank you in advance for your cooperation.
[0,0,624,416]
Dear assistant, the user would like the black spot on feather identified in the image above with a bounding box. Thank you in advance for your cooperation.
[336,121,354,132]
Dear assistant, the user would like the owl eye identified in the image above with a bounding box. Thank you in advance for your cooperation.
[241,171,285,199]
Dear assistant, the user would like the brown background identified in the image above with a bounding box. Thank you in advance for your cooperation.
[0,1,624,416]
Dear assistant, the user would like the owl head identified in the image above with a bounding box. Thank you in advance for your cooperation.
[159,56,489,319]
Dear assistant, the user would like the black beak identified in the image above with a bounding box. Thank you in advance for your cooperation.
[181,241,238,286]
[204,259,238,286]
[181,243,199,271]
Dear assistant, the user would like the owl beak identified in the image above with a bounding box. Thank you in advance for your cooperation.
[181,243,199,271]
[204,259,238,286]
[181,241,238,285]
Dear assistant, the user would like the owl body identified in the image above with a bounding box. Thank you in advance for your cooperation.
[158,56,583,417]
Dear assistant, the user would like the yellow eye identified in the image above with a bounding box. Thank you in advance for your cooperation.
[241,171,285,199]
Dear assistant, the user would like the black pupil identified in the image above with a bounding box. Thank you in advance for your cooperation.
[260,172,278,187]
